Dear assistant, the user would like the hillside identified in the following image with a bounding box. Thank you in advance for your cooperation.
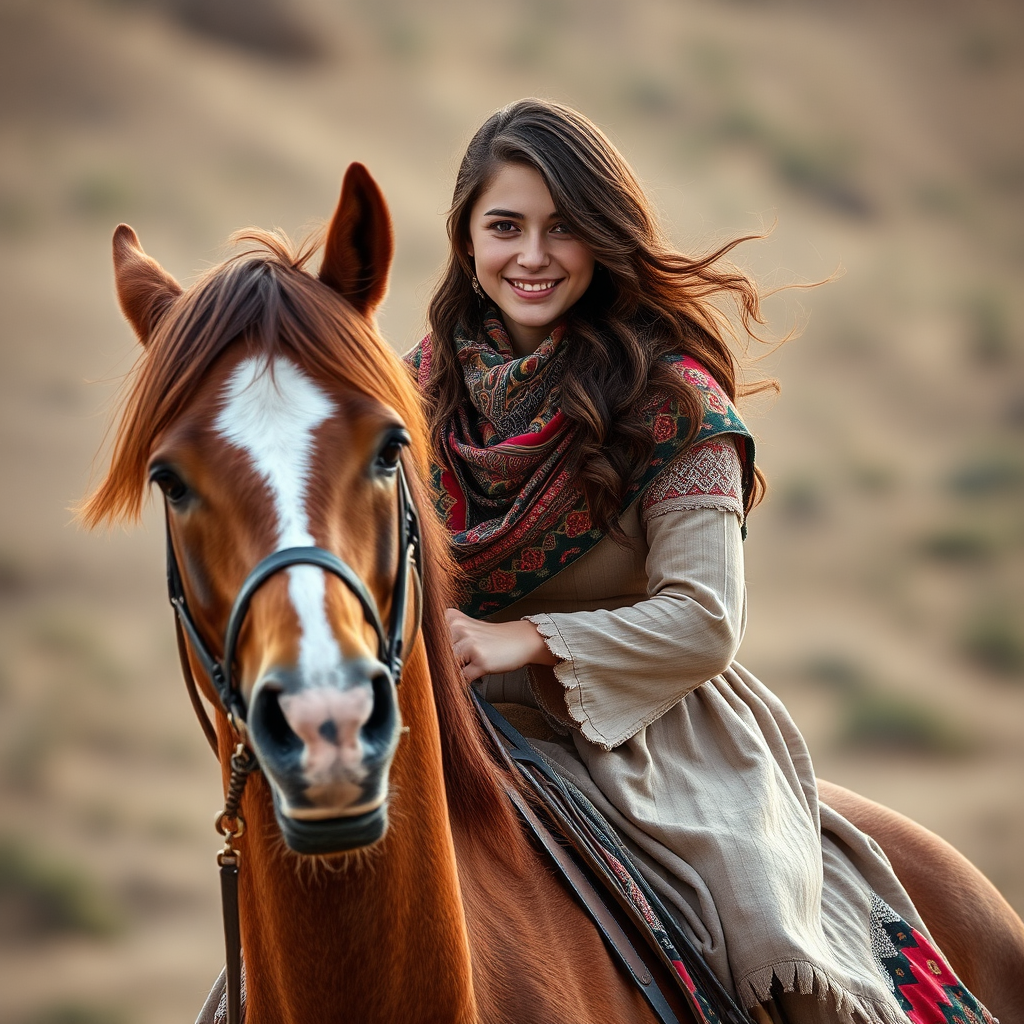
[0,1,1021,1021]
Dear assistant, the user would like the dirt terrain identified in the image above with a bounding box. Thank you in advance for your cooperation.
[0,1,1022,1021]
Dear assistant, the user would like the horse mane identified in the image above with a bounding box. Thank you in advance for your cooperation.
[81,229,521,846]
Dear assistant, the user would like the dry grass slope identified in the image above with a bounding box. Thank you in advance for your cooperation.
[0,0,1021,1020]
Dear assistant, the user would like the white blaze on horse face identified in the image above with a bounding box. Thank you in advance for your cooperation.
[215,355,342,682]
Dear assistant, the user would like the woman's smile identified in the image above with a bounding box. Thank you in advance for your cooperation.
[467,162,595,356]
[505,277,562,297]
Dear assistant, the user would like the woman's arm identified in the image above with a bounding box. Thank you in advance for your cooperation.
[444,437,747,748]
[526,503,746,749]
[526,437,748,749]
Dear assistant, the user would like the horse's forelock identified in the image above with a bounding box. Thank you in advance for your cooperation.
[80,229,426,527]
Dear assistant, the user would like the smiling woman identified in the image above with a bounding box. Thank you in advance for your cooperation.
[406,98,1023,1022]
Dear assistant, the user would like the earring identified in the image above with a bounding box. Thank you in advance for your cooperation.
[471,274,486,300]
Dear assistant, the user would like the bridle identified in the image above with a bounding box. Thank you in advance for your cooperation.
[163,458,422,1024]
[165,458,422,747]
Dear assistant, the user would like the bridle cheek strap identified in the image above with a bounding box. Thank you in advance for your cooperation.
[172,612,219,754]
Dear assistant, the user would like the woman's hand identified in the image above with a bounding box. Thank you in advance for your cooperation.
[445,608,558,683]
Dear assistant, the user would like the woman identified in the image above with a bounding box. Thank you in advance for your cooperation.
[406,99,991,1024]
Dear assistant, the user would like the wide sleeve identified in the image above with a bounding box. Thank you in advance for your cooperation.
[525,439,747,750]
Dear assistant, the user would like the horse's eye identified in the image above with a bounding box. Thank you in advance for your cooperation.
[374,432,409,475]
[150,468,189,503]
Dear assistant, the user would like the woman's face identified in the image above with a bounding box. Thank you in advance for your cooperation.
[466,162,595,357]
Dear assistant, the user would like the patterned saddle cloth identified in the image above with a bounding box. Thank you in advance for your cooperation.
[480,699,995,1024]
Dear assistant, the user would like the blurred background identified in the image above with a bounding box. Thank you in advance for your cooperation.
[1,0,1022,1021]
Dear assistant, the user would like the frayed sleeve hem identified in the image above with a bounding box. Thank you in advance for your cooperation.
[523,613,618,749]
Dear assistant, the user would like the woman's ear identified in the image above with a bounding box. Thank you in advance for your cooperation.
[112,225,183,346]
[319,163,394,318]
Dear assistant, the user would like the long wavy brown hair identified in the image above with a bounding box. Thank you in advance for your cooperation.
[426,98,773,534]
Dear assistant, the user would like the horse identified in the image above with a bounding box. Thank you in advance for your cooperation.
[82,163,1024,1024]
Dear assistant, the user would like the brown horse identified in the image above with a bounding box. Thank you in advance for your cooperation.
[82,164,1024,1024]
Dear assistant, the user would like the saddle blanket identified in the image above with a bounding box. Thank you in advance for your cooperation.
[538,753,993,1024]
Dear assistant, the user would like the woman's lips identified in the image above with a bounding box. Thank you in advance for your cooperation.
[505,278,562,298]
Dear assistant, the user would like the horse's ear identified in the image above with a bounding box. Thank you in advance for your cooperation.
[319,163,394,318]
[112,224,183,346]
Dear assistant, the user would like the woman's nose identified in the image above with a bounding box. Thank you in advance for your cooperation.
[517,232,550,271]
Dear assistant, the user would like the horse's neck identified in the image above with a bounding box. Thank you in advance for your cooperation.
[232,645,656,1024]
[236,644,478,1024]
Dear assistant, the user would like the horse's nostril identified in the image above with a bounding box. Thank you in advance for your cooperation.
[252,684,302,761]
[362,671,397,753]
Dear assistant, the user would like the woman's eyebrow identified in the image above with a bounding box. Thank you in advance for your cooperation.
[482,207,561,220]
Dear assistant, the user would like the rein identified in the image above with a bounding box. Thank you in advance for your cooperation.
[164,460,422,1024]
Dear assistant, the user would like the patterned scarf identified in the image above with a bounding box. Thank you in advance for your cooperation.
[407,315,754,617]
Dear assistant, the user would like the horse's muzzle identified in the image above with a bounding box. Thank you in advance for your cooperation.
[248,658,400,854]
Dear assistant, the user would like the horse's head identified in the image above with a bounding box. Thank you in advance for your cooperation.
[87,165,430,855]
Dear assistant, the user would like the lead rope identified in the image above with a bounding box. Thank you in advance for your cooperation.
[214,742,258,1024]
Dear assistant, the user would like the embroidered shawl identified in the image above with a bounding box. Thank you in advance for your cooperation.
[406,318,754,617]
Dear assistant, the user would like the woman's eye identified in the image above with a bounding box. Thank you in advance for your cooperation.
[151,469,189,503]
[488,220,518,233]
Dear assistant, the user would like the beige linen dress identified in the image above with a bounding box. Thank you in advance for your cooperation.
[476,437,927,1023]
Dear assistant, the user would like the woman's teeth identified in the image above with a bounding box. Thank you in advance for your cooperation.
[511,280,556,292]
